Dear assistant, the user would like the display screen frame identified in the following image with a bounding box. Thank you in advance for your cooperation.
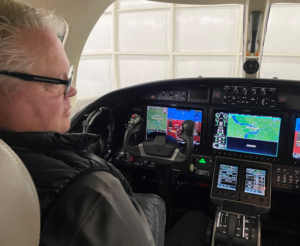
[208,108,288,163]
[240,162,271,207]
[188,85,210,103]
[143,103,208,154]
[212,158,243,201]
[244,167,267,196]
[288,113,300,165]
[217,164,239,191]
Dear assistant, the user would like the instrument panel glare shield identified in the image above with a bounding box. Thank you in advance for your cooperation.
[213,112,281,157]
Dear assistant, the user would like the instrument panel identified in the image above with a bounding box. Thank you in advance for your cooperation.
[70,78,300,194]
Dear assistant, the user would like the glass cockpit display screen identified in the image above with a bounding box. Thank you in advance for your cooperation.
[212,112,281,157]
[217,164,239,191]
[292,118,300,159]
[244,168,267,196]
[146,106,202,145]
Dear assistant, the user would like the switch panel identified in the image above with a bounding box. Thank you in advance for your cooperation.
[192,155,214,177]
[154,91,187,102]
[219,85,278,109]
[272,164,300,191]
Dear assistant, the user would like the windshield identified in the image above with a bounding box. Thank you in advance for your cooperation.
[73,1,300,115]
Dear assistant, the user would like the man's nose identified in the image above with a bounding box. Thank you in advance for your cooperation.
[66,85,77,98]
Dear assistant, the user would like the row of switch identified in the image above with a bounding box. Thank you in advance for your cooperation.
[222,95,277,108]
[212,150,280,162]
[223,86,276,96]
[156,91,186,101]
[276,168,300,188]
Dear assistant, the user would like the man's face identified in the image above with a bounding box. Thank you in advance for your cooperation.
[0,28,77,133]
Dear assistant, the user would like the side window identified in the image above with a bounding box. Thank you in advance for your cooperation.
[261,4,300,80]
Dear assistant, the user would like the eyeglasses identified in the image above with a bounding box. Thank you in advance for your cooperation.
[0,65,74,96]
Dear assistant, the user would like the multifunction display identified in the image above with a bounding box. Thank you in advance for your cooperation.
[146,106,202,145]
[213,112,281,157]
[244,168,267,196]
[217,164,239,191]
[292,118,300,159]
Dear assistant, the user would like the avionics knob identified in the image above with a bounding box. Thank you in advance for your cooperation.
[190,164,195,172]
[251,89,256,95]
[233,88,239,94]
[242,88,247,95]
[261,88,266,95]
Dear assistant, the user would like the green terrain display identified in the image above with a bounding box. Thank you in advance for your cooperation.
[227,114,281,142]
[147,107,168,131]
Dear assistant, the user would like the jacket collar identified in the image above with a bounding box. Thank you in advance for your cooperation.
[0,130,100,151]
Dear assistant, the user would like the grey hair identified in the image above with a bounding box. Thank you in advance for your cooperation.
[0,0,66,94]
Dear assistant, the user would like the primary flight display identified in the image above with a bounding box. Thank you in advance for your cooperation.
[213,112,281,157]
[146,106,202,145]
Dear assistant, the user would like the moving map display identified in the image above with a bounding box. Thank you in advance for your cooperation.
[213,112,281,157]
[292,118,300,159]
[217,164,239,191]
[244,168,267,196]
[146,106,202,145]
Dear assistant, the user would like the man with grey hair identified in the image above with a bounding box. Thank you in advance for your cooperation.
[0,1,162,245]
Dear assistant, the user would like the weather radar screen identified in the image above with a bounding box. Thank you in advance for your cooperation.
[217,164,239,191]
[292,118,300,159]
[213,112,281,157]
[146,106,202,145]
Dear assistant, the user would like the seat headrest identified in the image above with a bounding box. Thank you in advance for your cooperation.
[0,139,40,246]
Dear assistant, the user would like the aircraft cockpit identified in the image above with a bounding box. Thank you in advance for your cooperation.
[67,1,300,245]
[2,0,300,246]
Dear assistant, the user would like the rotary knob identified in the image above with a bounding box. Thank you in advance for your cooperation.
[242,88,247,95]
[233,88,239,94]
[251,89,256,95]
[260,88,266,95]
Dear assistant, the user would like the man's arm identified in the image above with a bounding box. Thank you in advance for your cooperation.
[40,171,155,246]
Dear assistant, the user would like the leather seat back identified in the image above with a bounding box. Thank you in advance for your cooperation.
[0,139,40,246]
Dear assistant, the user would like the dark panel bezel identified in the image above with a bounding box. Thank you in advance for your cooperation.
[143,101,208,154]
[207,107,289,164]
[211,158,243,201]
[240,162,271,207]
[287,113,300,166]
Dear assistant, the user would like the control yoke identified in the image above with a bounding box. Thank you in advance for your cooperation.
[124,114,195,165]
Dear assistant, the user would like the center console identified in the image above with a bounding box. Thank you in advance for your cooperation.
[211,157,271,246]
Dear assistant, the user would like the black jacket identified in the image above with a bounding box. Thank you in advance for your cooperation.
[0,131,155,246]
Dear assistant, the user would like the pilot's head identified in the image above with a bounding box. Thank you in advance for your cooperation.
[0,0,77,133]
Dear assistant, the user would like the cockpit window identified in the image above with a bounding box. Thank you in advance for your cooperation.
[76,1,244,104]
[261,4,300,80]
